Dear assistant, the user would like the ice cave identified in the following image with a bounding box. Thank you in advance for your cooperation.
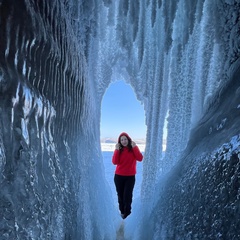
[0,0,240,239]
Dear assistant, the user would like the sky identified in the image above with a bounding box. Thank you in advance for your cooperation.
[100,80,147,140]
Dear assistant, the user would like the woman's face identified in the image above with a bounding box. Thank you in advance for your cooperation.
[120,135,129,147]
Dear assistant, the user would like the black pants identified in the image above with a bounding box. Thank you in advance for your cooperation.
[114,174,135,216]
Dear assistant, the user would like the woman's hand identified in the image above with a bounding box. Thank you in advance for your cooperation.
[115,143,120,150]
[131,141,136,147]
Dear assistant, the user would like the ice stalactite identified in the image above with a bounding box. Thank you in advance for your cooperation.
[1,0,240,239]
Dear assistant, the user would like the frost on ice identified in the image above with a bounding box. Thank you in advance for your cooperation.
[0,0,240,239]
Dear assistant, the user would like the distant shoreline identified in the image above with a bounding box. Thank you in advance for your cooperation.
[101,143,146,152]
[101,137,146,144]
[101,142,166,152]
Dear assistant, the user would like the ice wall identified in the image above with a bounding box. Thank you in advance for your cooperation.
[88,0,240,239]
[0,1,118,239]
[0,0,240,239]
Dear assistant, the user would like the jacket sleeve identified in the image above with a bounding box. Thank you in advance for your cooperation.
[133,146,143,161]
[112,149,120,165]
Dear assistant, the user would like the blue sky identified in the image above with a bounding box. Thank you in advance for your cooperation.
[100,80,147,140]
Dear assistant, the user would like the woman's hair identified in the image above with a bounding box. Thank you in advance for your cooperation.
[118,132,132,151]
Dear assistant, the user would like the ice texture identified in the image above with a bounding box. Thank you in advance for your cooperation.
[0,0,240,239]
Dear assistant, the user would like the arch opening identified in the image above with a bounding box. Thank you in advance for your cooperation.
[100,79,147,202]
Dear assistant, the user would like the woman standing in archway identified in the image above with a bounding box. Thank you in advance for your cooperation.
[112,132,143,219]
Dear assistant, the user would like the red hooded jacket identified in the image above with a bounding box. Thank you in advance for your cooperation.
[112,132,143,176]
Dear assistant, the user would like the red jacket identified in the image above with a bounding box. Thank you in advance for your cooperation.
[112,146,143,176]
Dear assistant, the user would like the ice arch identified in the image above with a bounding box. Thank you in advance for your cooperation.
[0,0,240,240]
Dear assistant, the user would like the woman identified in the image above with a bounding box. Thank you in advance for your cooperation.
[112,132,143,219]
